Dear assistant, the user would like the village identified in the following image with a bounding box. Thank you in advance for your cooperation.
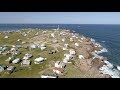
[0,28,109,78]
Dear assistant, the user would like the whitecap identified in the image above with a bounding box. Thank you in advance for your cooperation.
[117,66,120,71]
[102,41,105,42]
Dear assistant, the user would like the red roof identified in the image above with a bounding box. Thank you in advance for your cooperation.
[53,67,64,73]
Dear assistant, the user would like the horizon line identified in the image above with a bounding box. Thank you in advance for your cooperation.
[0,23,120,25]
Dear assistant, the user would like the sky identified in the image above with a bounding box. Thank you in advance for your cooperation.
[0,12,120,24]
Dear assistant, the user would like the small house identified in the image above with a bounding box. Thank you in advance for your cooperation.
[2,52,8,56]
[23,53,33,60]
[52,39,58,43]
[51,33,55,37]
[64,54,74,60]
[70,38,74,42]
[41,43,46,47]
[63,54,74,63]
[63,44,69,50]
[62,38,65,42]
[48,50,56,54]
[14,51,21,55]
[22,41,26,44]
[69,49,76,55]
[53,67,64,74]
[2,46,8,51]
[12,58,21,64]
[75,43,79,47]
[63,58,70,63]
[21,60,31,66]
[30,44,37,50]
[79,55,85,59]
[17,39,22,42]
[41,74,57,78]
[40,46,46,51]
[55,61,66,68]
[7,66,15,74]
[4,36,9,38]
[34,57,45,64]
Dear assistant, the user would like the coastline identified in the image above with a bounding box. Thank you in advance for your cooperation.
[0,29,120,78]
[90,38,120,78]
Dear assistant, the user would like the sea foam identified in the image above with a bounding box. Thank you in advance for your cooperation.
[91,38,120,78]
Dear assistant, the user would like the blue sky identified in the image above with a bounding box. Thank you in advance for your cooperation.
[0,12,120,24]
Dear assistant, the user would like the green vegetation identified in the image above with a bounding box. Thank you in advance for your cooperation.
[0,30,68,78]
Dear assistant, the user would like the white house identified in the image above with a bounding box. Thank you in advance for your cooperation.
[21,60,30,66]
[62,38,65,42]
[69,49,76,55]
[64,44,69,48]
[7,66,15,74]
[23,53,33,60]
[53,67,64,74]
[41,75,57,78]
[12,58,21,64]
[40,46,46,51]
[22,41,26,44]
[34,57,45,64]
[51,33,55,37]
[63,57,70,63]
[17,39,22,42]
[41,43,46,47]
[75,43,79,47]
[63,47,67,50]
[4,36,9,38]
[70,38,74,42]
[55,61,66,68]
[79,55,85,59]
[63,54,74,63]
[30,44,37,49]
[63,44,69,50]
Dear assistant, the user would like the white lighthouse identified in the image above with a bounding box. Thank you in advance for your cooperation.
[57,25,59,30]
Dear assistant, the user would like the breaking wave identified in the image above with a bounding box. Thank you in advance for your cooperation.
[91,38,120,78]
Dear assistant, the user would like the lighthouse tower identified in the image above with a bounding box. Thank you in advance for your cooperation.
[57,25,59,30]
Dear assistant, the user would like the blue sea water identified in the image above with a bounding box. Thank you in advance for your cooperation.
[0,24,120,67]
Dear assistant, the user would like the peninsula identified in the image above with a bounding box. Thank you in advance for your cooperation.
[0,29,111,78]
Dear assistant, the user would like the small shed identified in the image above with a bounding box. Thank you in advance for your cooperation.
[55,61,66,68]
[21,60,31,66]
[41,43,46,47]
[78,55,85,59]
[40,46,46,51]
[69,49,76,55]
[23,53,33,60]
[34,57,45,64]
[51,33,55,37]
[30,44,37,49]
[41,74,57,78]
[4,36,9,38]
[75,43,79,47]
[12,58,21,64]
[7,66,15,74]
[53,67,64,74]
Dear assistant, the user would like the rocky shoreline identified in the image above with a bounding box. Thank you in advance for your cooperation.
[0,29,116,78]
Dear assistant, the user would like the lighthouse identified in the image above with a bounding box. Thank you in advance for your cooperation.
[57,25,59,30]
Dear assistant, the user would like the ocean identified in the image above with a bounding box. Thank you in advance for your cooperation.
[0,24,120,77]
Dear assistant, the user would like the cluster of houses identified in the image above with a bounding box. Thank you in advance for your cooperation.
[41,61,66,78]
[0,65,16,74]
[0,29,95,77]
[29,43,47,51]
[0,42,48,74]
